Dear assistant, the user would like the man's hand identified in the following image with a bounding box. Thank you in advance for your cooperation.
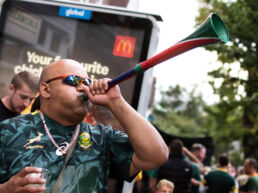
[0,167,46,193]
[84,78,122,107]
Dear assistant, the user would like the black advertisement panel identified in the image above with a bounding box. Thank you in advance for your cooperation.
[0,0,154,109]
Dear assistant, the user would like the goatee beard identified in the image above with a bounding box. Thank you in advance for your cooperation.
[9,94,16,113]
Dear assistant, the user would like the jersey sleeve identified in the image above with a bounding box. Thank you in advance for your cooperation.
[231,182,238,193]
[191,162,201,181]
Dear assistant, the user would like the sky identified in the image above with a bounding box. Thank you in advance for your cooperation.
[137,0,221,104]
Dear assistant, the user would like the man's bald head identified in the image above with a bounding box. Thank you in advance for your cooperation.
[40,59,86,83]
[39,59,89,126]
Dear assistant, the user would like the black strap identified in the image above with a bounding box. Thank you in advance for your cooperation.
[51,140,77,193]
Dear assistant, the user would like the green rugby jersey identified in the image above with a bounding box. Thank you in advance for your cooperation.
[240,174,258,192]
[0,112,134,193]
[191,162,201,193]
[203,168,237,193]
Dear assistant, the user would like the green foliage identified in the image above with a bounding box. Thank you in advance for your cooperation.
[153,0,257,161]
[196,0,258,159]
[152,85,207,137]
[230,151,244,168]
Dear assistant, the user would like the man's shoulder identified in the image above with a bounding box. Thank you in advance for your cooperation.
[191,161,200,168]
[191,162,200,174]
[168,154,193,170]
[182,156,194,167]
[248,175,258,183]
[208,169,224,175]
[225,172,237,182]
[0,99,19,122]
[205,169,217,177]
[208,169,235,180]
[0,113,40,145]
[0,112,39,128]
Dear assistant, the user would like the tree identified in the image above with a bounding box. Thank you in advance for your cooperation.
[196,0,258,159]
[152,85,207,137]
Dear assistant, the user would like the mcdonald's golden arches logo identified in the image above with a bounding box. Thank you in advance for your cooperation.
[113,35,136,58]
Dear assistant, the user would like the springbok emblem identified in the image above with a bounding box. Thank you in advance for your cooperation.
[24,132,43,148]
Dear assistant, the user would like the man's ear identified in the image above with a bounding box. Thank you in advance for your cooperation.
[40,82,51,99]
[8,84,15,95]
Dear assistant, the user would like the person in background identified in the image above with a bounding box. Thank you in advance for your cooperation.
[189,144,207,193]
[239,158,258,193]
[150,139,193,193]
[236,166,248,189]
[228,164,237,178]
[182,146,203,193]
[0,59,168,193]
[202,153,238,193]
[0,71,39,122]
[155,179,174,193]
[191,143,206,165]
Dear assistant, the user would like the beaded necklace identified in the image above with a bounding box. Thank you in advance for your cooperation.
[39,111,80,156]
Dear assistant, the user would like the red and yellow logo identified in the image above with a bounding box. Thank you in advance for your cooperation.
[113,35,136,58]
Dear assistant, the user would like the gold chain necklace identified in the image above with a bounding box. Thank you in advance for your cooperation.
[39,111,80,156]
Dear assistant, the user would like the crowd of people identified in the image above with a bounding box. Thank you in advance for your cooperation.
[133,139,258,193]
[0,59,257,193]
